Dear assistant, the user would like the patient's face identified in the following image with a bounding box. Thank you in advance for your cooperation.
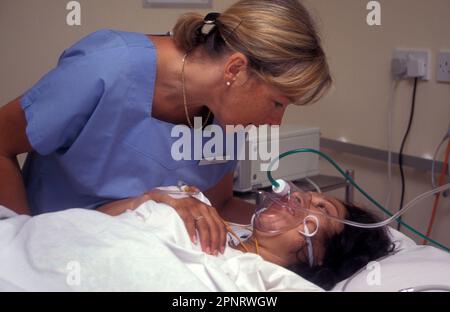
[254,192,346,267]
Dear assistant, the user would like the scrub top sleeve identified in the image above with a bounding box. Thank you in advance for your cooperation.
[20,47,108,156]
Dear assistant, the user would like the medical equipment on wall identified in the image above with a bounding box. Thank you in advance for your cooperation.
[233,125,320,192]
[265,148,450,252]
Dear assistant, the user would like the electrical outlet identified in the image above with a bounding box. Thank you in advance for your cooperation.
[393,49,431,80]
[437,52,450,83]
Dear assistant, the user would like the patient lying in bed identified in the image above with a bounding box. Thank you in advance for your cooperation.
[237,191,394,290]
[0,196,319,291]
[0,188,396,291]
[232,191,450,292]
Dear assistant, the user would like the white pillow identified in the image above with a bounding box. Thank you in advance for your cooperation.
[332,228,450,292]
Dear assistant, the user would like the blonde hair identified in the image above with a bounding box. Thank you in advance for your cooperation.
[172,0,332,106]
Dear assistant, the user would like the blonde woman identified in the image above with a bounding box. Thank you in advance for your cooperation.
[0,1,332,257]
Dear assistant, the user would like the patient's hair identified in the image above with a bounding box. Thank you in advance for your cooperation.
[172,0,332,106]
[289,203,395,290]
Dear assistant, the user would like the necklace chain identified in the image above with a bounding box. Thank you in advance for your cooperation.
[224,221,260,255]
[181,53,211,129]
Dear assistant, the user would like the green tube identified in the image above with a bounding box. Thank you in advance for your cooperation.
[267,148,450,253]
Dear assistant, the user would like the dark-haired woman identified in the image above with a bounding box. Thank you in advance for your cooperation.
[230,191,394,290]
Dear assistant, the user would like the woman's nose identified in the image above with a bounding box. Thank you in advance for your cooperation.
[275,107,288,125]
[266,112,285,126]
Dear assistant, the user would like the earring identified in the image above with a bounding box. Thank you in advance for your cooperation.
[226,81,231,86]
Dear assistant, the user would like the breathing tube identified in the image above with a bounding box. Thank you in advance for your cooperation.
[266,148,450,253]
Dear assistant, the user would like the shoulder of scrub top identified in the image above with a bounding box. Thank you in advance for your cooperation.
[57,29,140,64]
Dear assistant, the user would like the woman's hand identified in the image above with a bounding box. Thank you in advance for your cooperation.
[96,194,151,216]
[145,189,227,256]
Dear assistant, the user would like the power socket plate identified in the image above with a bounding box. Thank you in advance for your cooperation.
[437,52,450,83]
[393,49,431,80]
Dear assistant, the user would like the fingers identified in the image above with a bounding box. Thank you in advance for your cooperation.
[187,200,227,256]
[146,190,227,256]
[193,213,212,254]
[209,209,227,254]
[184,213,198,245]
[204,206,227,255]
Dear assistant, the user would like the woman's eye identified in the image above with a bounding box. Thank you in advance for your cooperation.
[274,102,283,108]
[316,203,327,210]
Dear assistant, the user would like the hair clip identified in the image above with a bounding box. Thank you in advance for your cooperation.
[200,12,221,37]
[204,12,220,24]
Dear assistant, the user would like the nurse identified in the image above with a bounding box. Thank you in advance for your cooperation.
[0,0,332,255]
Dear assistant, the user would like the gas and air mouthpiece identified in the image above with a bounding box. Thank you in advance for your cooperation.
[272,179,291,197]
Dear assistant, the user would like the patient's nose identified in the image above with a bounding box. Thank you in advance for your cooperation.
[291,192,311,209]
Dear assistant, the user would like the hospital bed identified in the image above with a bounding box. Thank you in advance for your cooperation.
[0,200,449,292]
[333,228,450,292]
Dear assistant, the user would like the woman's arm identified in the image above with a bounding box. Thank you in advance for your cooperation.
[96,195,150,216]
[205,172,256,224]
[98,188,228,256]
[0,98,33,214]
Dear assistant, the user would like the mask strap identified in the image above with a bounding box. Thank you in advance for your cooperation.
[305,237,314,267]
[251,207,267,229]
[250,213,256,228]
[298,215,320,267]
[299,215,319,237]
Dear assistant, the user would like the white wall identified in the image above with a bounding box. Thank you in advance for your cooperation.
[0,0,449,247]
[0,0,237,103]
[292,0,450,247]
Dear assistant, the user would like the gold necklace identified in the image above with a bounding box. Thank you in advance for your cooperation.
[181,53,211,129]
[223,221,260,255]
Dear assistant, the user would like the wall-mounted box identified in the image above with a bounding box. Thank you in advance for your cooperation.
[233,125,321,193]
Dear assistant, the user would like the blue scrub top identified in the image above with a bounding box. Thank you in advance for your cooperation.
[21,29,237,215]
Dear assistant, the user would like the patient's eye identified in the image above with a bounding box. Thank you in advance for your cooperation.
[317,202,327,210]
[315,200,331,213]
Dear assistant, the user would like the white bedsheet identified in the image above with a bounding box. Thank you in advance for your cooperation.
[0,200,322,292]
[332,228,450,292]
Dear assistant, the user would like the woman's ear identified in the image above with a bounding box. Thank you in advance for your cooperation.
[298,216,320,238]
[298,223,311,237]
[223,52,250,86]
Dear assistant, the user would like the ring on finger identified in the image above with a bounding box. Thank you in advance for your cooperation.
[194,215,205,222]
